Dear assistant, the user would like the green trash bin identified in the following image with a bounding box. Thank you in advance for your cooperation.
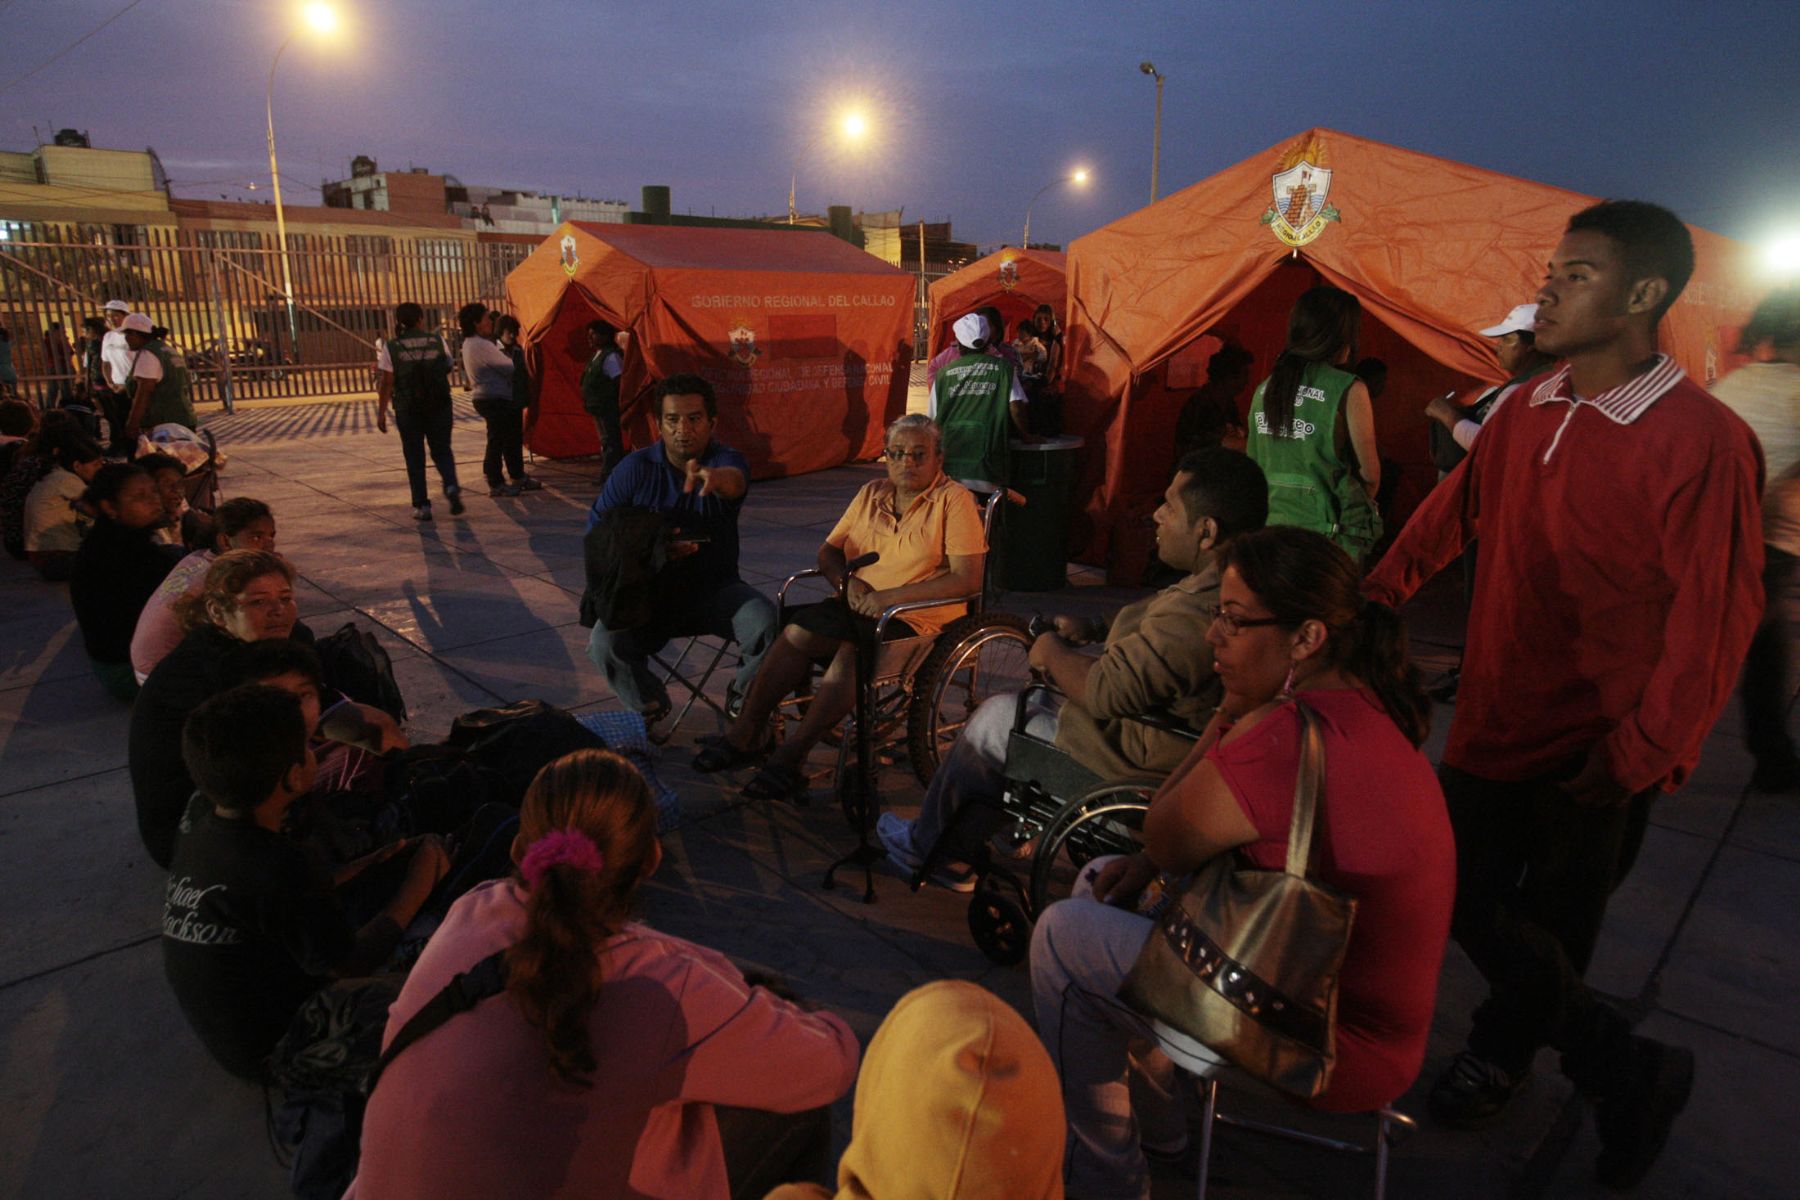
[1002,435,1084,591]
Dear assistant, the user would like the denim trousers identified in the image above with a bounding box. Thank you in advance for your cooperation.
[908,690,1059,860]
[586,580,776,713]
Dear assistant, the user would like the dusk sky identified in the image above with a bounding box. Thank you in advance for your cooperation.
[5,0,1799,252]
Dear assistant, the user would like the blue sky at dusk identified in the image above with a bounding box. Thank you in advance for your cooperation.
[4,0,1798,251]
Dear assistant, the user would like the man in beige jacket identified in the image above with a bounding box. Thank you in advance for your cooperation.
[878,447,1268,889]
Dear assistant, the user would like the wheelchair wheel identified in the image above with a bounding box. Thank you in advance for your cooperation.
[1027,781,1155,917]
[905,611,1032,785]
[968,878,1032,966]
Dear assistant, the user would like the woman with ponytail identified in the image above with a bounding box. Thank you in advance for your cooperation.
[1030,526,1454,1196]
[351,749,859,1200]
[1245,285,1384,561]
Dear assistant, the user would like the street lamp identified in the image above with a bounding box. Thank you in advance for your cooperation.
[1766,233,1800,278]
[1139,60,1164,203]
[1022,168,1091,249]
[266,2,340,362]
[789,109,869,225]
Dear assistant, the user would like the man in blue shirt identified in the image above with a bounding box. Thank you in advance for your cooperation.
[584,374,776,719]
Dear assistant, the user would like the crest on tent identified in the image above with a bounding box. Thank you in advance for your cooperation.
[559,234,579,277]
[728,320,760,367]
[998,255,1019,291]
[1261,133,1342,248]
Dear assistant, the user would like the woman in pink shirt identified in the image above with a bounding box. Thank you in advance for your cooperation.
[129,497,276,683]
[350,750,860,1200]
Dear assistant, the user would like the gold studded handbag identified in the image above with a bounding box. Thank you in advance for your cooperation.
[1119,699,1357,1099]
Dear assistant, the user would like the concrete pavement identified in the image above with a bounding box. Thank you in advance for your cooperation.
[0,396,1793,1198]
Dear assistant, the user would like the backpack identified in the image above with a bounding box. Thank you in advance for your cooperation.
[382,744,497,835]
[447,700,608,809]
[314,623,407,722]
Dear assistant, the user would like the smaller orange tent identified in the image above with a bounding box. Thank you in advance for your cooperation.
[926,248,1067,358]
[1062,128,1759,571]
[506,222,914,479]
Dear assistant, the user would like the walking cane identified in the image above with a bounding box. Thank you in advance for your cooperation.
[822,550,884,903]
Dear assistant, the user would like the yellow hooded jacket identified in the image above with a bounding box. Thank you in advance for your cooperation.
[766,980,1065,1200]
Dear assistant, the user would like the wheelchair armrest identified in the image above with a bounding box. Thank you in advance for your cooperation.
[1121,709,1207,743]
[873,592,980,640]
[777,568,830,618]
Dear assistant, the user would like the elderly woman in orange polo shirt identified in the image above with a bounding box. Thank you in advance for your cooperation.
[695,413,988,800]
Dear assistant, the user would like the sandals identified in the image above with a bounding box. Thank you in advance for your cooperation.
[691,734,767,774]
[742,761,808,802]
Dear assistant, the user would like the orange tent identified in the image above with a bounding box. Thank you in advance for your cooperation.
[506,222,914,479]
[1063,127,1758,573]
[926,248,1067,358]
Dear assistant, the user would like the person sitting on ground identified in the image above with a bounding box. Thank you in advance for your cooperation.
[133,450,190,546]
[1029,526,1454,1199]
[69,463,186,701]
[132,497,277,683]
[764,979,1065,1200]
[348,749,860,1200]
[0,398,34,479]
[878,448,1269,890]
[584,373,776,723]
[120,313,198,439]
[1173,344,1255,459]
[20,419,105,580]
[131,549,407,868]
[163,685,449,1081]
[696,414,985,802]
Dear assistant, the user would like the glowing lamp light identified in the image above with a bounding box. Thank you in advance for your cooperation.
[840,112,869,142]
[1072,168,1091,185]
[1766,234,1800,278]
[301,2,339,35]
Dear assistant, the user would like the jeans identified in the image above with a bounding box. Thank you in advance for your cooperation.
[715,1103,832,1200]
[908,690,1059,861]
[1741,545,1796,768]
[393,404,461,509]
[586,580,776,714]
[1442,764,1651,1096]
[471,395,524,486]
[588,402,623,478]
[1030,859,1224,1200]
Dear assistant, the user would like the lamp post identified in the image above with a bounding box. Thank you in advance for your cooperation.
[1022,168,1090,249]
[266,2,339,363]
[1139,60,1164,203]
[789,110,868,225]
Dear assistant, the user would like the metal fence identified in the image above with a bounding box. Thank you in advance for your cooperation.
[0,223,530,410]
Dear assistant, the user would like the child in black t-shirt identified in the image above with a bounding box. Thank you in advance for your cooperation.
[162,685,449,1080]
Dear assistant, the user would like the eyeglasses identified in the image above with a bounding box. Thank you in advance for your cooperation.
[884,448,932,464]
[1205,604,1284,636]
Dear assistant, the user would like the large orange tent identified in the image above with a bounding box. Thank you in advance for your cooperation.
[506,222,914,479]
[1063,127,1758,573]
[926,248,1067,358]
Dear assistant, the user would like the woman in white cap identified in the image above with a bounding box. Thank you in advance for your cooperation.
[99,301,135,449]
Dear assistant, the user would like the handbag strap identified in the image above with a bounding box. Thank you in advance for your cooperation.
[1283,698,1326,879]
[365,949,509,1095]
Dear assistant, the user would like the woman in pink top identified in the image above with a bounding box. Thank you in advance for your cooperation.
[1030,526,1454,1199]
[129,497,276,682]
[350,750,860,1200]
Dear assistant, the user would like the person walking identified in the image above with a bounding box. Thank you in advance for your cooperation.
[375,303,464,522]
[458,303,536,497]
[580,319,626,486]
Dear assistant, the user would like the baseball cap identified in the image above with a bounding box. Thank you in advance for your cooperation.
[1479,304,1538,337]
[103,299,131,313]
[953,312,988,349]
[122,313,153,333]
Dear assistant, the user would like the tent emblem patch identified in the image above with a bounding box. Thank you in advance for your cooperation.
[998,256,1019,291]
[1262,134,1341,248]
[559,234,580,277]
[728,321,761,366]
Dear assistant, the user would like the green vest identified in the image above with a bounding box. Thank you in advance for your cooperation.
[140,339,197,429]
[932,352,1016,486]
[1246,360,1382,558]
[385,331,452,416]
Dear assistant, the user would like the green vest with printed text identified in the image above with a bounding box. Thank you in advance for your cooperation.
[932,352,1016,486]
[385,331,453,417]
[1245,360,1381,557]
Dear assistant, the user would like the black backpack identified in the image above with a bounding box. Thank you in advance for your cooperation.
[447,700,607,809]
[314,623,407,722]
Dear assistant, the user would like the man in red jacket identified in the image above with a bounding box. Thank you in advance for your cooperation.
[1366,200,1764,1189]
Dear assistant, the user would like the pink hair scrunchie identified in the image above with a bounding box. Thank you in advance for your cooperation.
[520,829,606,890]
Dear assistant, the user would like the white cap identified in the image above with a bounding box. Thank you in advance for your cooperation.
[953,312,988,349]
[1479,303,1538,337]
[122,313,153,333]
[103,299,131,313]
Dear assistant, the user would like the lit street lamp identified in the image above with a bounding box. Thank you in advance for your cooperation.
[266,2,340,362]
[1022,168,1091,249]
[1139,60,1164,203]
[789,109,869,225]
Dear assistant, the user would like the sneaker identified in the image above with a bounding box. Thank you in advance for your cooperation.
[1429,1050,1527,1128]
[878,813,977,892]
[513,476,544,491]
[488,483,520,497]
[446,488,466,516]
[1594,1038,1695,1190]
[411,504,433,522]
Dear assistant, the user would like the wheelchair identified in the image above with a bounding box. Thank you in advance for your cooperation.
[771,483,1034,817]
[910,670,1204,964]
